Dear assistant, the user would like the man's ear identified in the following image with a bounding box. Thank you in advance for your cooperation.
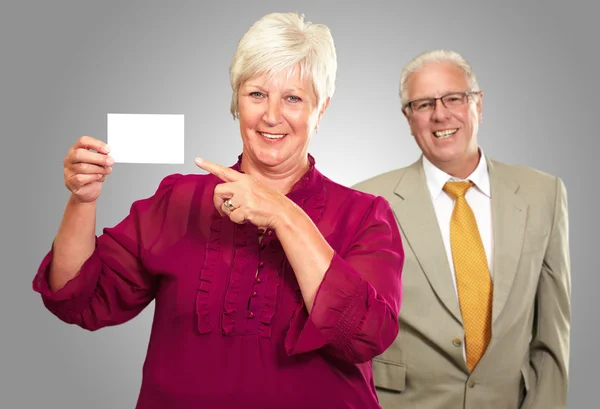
[402,106,409,119]
[476,91,484,124]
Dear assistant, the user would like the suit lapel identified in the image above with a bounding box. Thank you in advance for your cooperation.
[392,159,463,323]
[488,159,528,324]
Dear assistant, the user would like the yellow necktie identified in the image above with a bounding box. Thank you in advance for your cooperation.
[443,181,493,371]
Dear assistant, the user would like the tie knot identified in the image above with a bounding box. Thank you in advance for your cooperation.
[443,180,474,199]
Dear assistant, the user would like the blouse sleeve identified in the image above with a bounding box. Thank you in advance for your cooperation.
[285,195,404,363]
[32,174,182,331]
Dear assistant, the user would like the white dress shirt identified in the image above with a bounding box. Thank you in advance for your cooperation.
[422,151,494,297]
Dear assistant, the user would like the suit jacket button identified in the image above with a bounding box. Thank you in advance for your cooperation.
[468,381,476,388]
[452,338,462,347]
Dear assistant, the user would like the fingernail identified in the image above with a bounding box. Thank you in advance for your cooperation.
[195,157,202,164]
[106,157,115,166]
[104,144,111,153]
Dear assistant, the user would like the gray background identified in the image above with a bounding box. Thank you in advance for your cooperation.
[1,0,597,408]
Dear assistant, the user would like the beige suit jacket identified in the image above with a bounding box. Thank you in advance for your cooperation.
[353,156,570,409]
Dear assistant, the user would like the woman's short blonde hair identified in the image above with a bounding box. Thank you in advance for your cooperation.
[229,12,337,119]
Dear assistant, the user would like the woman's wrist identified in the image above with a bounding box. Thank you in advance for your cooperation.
[272,197,302,232]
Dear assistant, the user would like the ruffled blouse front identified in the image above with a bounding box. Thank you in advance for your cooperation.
[33,155,404,409]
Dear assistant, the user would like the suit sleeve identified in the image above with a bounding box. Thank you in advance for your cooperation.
[521,177,571,409]
[284,196,404,364]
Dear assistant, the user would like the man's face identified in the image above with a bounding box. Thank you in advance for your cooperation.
[403,61,482,176]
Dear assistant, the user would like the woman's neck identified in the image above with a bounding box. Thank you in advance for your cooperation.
[240,155,310,195]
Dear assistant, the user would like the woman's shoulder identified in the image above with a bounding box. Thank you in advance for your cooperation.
[318,175,396,242]
[322,174,379,200]
[155,172,219,192]
[142,172,221,208]
[321,174,390,214]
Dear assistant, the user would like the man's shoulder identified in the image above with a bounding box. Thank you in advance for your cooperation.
[352,165,413,197]
[489,157,560,191]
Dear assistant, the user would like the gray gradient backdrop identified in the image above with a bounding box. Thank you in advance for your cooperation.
[2,0,597,408]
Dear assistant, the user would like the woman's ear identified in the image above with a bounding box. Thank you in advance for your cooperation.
[315,97,331,131]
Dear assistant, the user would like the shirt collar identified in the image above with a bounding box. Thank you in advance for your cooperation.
[422,149,491,200]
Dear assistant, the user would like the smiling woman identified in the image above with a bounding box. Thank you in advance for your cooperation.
[32,11,404,409]
[236,68,322,175]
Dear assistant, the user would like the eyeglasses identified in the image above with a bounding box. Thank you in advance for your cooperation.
[405,91,480,113]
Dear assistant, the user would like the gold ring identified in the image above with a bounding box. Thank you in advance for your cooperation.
[224,199,236,212]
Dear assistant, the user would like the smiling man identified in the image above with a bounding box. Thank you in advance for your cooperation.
[353,50,571,409]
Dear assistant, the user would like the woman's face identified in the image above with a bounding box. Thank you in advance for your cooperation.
[238,65,328,172]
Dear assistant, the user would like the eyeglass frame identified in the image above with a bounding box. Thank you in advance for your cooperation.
[403,90,481,113]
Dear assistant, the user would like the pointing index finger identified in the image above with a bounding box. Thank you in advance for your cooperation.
[195,157,241,182]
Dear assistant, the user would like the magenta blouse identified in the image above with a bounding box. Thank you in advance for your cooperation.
[33,155,404,409]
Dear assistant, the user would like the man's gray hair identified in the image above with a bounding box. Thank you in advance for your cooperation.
[399,49,479,107]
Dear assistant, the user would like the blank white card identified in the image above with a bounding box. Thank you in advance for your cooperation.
[107,113,185,164]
